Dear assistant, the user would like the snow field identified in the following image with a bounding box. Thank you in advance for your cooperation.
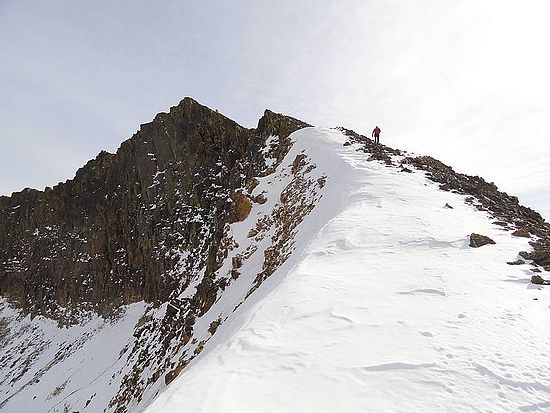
[145,128,550,413]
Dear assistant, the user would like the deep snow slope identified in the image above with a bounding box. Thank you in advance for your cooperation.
[145,128,550,413]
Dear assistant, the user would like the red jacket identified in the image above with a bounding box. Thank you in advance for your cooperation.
[372,127,381,137]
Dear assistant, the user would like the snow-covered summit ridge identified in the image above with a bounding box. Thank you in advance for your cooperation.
[1,123,549,413]
[145,127,550,413]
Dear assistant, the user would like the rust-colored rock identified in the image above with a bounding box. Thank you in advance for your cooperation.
[229,192,252,222]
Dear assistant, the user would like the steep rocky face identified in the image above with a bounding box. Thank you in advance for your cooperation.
[0,98,308,321]
[0,99,319,412]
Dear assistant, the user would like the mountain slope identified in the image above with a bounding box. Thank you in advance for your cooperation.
[0,100,317,412]
[145,127,550,413]
[1,101,549,412]
[0,97,308,319]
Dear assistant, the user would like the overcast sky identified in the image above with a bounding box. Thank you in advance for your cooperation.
[1,1,549,218]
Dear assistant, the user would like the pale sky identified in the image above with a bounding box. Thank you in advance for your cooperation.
[1,1,549,218]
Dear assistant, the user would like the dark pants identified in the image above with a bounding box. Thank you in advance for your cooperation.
[374,134,380,144]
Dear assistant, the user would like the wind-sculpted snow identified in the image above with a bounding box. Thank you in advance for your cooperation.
[145,128,550,413]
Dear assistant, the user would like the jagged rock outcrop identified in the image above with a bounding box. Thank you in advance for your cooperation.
[0,98,308,321]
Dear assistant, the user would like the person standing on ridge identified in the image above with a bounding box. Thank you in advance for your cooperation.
[372,126,381,144]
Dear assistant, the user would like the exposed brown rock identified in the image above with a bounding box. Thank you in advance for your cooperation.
[208,318,221,335]
[164,360,187,385]
[520,250,550,266]
[469,233,496,248]
[246,178,260,194]
[506,260,525,265]
[531,275,550,285]
[0,98,309,322]
[252,193,268,204]
[229,192,252,222]
[493,221,509,227]
[512,228,530,237]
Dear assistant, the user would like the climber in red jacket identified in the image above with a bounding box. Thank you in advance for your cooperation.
[372,126,381,144]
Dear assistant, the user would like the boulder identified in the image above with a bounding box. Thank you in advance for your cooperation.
[469,233,496,248]
[512,228,530,238]
[506,260,525,265]
[229,192,252,222]
[531,275,550,285]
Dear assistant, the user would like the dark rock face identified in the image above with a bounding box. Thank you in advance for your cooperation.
[0,98,314,412]
[0,98,309,321]
[469,233,496,248]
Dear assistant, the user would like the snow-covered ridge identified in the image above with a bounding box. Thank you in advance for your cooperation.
[2,126,549,413]
[145,127,550,413]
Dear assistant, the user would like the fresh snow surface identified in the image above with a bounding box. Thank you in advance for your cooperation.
[145,127,550,413]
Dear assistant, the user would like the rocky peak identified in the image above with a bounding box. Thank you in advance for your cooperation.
[256,108,311,138]
[0,98,308,321]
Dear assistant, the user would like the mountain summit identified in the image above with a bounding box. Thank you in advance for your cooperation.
[1,99,549,412]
